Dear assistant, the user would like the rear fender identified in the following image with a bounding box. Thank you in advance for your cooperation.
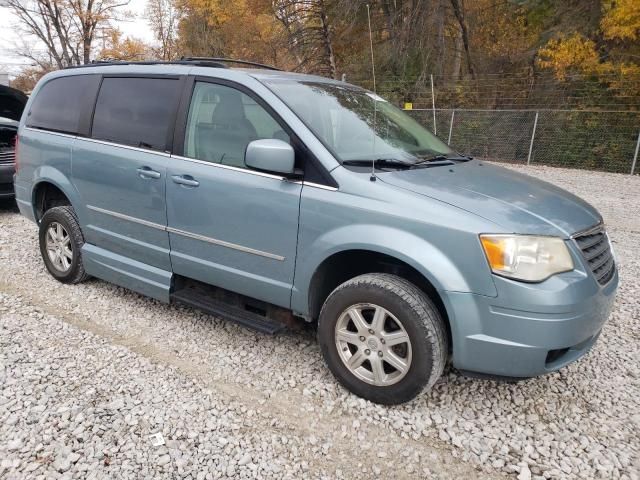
[30,166,81,222]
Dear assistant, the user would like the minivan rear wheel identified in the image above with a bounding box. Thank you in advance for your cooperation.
[39,206,88,284]
[318,273,447,405]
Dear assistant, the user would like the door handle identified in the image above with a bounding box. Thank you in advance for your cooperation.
[171,175,200,187]
[137,167,161,179]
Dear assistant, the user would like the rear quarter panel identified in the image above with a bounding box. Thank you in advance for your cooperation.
[14,128,77,222]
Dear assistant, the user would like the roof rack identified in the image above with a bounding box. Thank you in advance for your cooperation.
[180,57,281,71]
[64,57,281,71]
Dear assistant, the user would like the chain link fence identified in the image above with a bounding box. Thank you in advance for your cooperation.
[405,108,640,174]
[349,72,640,175]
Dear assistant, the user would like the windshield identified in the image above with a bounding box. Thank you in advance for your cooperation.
[263,79,453,164]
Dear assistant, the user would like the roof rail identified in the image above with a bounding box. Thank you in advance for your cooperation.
[180,57,281,71]
[64,58,281,71]
[65,59,228,70]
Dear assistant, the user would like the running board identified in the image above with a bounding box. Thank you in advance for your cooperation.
[171,284,286,335]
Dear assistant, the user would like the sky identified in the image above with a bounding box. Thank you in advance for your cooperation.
[0,0,155,77]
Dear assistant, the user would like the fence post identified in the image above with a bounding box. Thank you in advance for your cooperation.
[430,74,437,135]
[631,130,640,175]
[448,110,455,145]
[527,111,539,166]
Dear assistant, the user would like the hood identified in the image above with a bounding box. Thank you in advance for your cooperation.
[379,161,601,237]
[0,85,28,122]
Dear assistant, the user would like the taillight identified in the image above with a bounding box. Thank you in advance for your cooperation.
[13,134,19,172]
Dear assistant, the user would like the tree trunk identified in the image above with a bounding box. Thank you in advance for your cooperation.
[318,3,337,79]
[450,0,475,79]
[452,27,462,79]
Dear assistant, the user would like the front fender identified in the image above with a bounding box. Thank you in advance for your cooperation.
[291,224,496,316]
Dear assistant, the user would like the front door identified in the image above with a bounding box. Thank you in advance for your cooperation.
[166,80,302,308]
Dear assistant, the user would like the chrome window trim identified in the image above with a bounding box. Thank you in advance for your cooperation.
[76,137,171,157]
[23,129,339,191]
[170,154,285,180]
[24,127,77,140]
[171,155,338,190]
[24,127,172,157]
[86,205,285,261]
[297,181,338,192]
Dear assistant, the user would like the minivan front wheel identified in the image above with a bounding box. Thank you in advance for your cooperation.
[39,206,88,284]
[318,273,447,405]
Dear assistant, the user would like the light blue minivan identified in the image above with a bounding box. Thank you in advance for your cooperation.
[14,59,618,404]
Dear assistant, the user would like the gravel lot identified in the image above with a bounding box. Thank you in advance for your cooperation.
[1,165,638,479]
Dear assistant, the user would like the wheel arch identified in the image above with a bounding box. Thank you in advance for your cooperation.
[306,249,452,348]
[31,168,78,222]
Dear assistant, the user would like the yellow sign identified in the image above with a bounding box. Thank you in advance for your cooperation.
[404,102,413,110]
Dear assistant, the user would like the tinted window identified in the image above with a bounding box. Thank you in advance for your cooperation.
[92,77,180,151]
[184,82,290,168]
[27,75,98,134]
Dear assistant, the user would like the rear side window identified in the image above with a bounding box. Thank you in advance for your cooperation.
[27,75,98,135]
[91,77,180,151]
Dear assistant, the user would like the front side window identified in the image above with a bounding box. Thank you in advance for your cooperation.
[263,79,453,164]
[184,82,290,168]
[27,75,99,135]
[91,77,180,151]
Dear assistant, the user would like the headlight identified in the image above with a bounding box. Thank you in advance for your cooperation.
[480,234,574,282]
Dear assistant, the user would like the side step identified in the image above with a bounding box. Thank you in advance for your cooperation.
[171,283,286,335]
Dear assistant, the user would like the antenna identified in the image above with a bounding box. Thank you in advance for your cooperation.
[366,3,378,182]
[366,4,377,94]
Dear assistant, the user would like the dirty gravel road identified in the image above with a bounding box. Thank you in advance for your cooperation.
[1,165,638,479]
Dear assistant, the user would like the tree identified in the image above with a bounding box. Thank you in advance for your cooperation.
[10,66,53,93]
[272,0,338,78]
[147,0,181,60]
[97,29,150,61]
[601,0,640,40]
[4,0,131,68]
[535,0,640,106]
[175,0,294,67]
[449,0,475,79]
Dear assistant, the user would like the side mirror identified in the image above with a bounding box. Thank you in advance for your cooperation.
[245,139,295,176]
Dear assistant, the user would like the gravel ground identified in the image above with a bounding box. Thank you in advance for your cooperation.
[0,164,639,479]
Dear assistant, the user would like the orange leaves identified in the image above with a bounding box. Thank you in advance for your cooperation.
[601,0,640,41]
[537,34,600,80]
[98,29,149,61]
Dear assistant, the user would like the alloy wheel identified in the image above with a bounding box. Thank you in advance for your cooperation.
[334,303,412,386]
[45,222,73,273]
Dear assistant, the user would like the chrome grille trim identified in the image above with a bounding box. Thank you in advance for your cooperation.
[0,149,15,165]
[573,224,615,285]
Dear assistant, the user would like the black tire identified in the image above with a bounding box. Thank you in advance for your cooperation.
[39,206,89,284]
[318,273,447,405]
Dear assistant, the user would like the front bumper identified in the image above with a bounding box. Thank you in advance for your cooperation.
[444,256,618,378]
[0,164,15,197]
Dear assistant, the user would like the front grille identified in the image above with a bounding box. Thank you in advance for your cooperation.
[0,149,15,165]
[573,224,615,285]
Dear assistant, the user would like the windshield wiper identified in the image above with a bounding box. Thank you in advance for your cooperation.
[342,159,413,170]
[413,153,472,167]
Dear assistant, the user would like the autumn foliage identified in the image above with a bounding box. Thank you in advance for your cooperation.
[6,0,640,107]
